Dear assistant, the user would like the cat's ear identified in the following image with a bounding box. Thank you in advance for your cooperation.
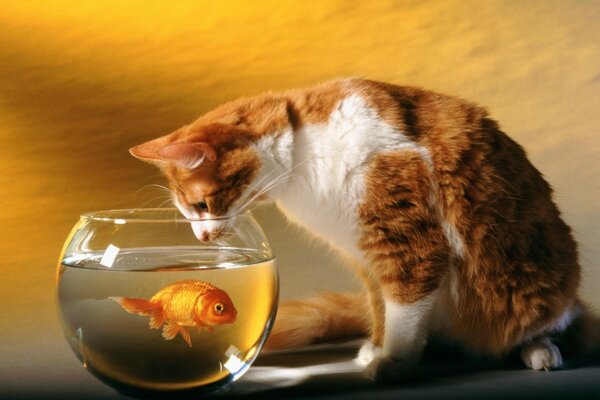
[157,142,216,169]
[130,139,217,170]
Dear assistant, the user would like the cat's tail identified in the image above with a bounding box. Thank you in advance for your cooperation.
[264,292,371,350]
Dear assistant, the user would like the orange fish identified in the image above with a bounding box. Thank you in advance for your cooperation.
[110,279,237,347]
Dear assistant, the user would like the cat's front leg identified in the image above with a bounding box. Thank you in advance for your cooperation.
[356,268,385,353]
[357,151,450,383]
[364,293,438,382]
[354,274,438,375]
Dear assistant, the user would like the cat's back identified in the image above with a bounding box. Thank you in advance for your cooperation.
[342,79,557,221]
[290,78,515,172]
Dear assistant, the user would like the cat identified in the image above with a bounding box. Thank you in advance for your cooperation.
[129,78,598,382]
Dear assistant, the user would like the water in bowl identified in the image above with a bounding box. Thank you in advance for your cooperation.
[57,247,278,393]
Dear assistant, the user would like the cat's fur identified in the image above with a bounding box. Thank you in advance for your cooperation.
[130,78,598,382]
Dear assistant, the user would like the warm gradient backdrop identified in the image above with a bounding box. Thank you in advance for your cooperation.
[1,0,598,367]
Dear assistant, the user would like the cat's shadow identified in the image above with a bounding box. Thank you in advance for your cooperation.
[216,339,600,399]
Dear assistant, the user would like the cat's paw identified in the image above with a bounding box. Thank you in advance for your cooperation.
[364,355,417,384]
[355,341,382,366]
[520,339,563,371]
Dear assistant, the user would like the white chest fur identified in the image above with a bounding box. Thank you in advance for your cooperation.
[260,95,430,263]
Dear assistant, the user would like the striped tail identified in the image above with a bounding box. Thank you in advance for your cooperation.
[264,292,371,350]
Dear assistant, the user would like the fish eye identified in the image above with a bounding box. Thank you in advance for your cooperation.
[214,302,225,314]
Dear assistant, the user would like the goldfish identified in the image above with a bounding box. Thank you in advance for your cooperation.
[110,279,237,347]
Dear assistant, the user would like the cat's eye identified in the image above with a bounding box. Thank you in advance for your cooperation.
[195,201,209,212]
[214,302,225,314]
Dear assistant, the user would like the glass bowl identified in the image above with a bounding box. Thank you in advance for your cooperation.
[56,208,278,396]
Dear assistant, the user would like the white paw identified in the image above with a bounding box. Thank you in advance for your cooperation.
[364,356,417,383]
[355,341,382,366]
[521,338,563,371]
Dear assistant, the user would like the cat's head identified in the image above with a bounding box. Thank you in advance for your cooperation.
[130,123,263,241]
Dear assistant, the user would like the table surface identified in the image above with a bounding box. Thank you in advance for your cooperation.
[2,334,599,400]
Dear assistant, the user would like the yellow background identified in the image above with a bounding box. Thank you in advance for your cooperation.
[1,0,598,352]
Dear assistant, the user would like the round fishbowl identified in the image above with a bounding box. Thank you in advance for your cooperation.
[56,208,278,396]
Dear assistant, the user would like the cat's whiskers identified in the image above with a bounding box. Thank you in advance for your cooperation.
[239,159,300,198]
[230,169,296,217]
[130,183,175,208]
[230,181,286,217]
[231,158,312,217]
[234,200,264,216]
[231,177,290,217]
[137,194,174,208]
[156,197,175,208]
[134,184,172,196]
[244,167,281,193]
[123,184,173,207]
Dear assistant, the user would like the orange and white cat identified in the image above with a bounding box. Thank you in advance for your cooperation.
[130,78,598,382]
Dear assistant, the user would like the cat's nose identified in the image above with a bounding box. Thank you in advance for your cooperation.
[189,219,220,241]
[190,221,208,241]
[200,231,210,242]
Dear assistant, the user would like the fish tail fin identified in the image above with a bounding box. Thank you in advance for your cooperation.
[264,291,370,350]
[162,324,192,347]
[109,296,163,321]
